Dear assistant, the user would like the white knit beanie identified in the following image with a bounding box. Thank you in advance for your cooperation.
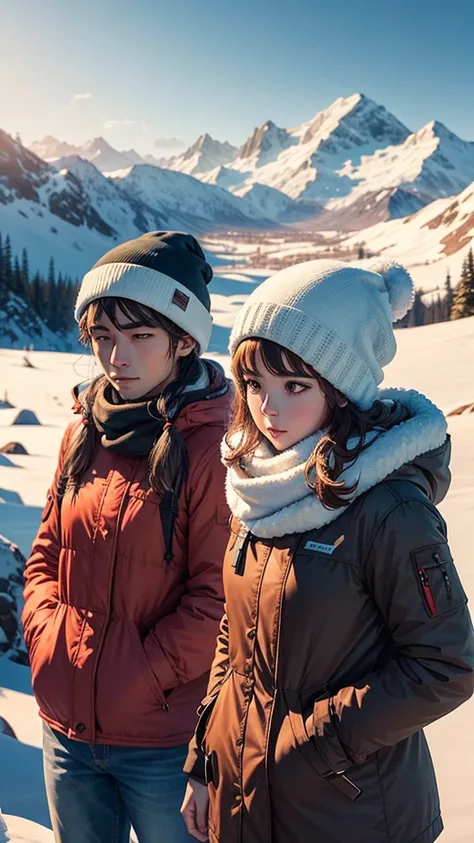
[75,231,213,353]
[229,258,415,410]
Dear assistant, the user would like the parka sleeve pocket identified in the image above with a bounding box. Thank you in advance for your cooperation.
[412,543,468,618]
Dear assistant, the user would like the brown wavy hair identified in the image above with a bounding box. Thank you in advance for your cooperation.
[60,296,199,498]
[225,338,410,510]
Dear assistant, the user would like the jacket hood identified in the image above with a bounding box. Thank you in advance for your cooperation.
[387,435,451,505]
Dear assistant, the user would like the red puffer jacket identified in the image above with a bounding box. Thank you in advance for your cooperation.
[22,384,231,747]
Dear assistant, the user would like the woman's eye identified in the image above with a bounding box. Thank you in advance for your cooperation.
[244,378,261,393]
[94,336,111,343]
[286,381,309,395]
[133,333,152,340]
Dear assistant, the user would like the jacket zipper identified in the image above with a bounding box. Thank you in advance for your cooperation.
[232,530,253,576]
[263,545,296,842]
[418,568,437,616]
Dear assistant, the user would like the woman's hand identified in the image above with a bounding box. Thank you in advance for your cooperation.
[181,778,209,841]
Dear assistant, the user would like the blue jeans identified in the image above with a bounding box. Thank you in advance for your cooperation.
[43,723,196,843]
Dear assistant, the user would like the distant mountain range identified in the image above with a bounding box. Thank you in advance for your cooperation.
[0,129,272,279]
[29,135,166,173]
[0,93,473,280]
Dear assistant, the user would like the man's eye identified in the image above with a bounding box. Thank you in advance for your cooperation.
[94,335,111,342]
[133,333,152,340]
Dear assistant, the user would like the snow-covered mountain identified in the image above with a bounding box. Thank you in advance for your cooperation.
[194,94,474,228]
[27,96,474,231]
[320,119,474,227]
[164,133,237,176]
[0,130,128,272]
[110,163,272,231]
[237,120,297,168]
[52,155,166,239]
[231,182,322,222]
[29,136,163,174]
[0,132,277,279]
[28,135,79,162]
[341,178,474,289]
[209,94,410,202]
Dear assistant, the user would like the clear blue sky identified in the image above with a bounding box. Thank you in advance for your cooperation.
[2,0,474,155]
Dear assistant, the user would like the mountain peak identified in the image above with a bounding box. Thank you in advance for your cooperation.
[164,133,237,175]
[238,120,290,164]
[297,93,410,149]
[414,120,460,144]
[84,136,114,153]
[37,134,62,145]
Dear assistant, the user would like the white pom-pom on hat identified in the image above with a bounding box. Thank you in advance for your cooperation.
[364,258,415,322]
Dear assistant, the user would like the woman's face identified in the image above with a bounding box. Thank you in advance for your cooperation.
[243,350,329,451]
[89,305,196,400]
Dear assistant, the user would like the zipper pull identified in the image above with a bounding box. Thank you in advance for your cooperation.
[433,553,453,601]
[232,530,252,576]
[418,568,437,616]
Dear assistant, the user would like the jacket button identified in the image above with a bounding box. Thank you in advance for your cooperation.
[247,628,256,640]
[236,737,244,747]
[75,722,86,733]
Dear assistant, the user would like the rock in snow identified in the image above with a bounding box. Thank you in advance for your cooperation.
[0,534,28,664]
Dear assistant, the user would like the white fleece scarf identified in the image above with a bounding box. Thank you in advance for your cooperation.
[223,388,447,539]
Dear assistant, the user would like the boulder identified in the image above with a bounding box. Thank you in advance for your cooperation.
[0,536,28,663]
[0,442,29,455]
[10,409,40,426]
[447,402,474,416]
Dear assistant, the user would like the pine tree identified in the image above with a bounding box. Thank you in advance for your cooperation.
[451,249,474,320]
[31,272,45,320]
[48,257,55,286]
[444,269,453,320]
[0,233,5,300]
[21,248,30,291]
[408,289,426,326]
[44,257,59,331]
[3,235,13,292]
[13,255,23,296]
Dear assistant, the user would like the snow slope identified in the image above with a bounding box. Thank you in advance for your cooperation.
[342,179,474,289]
[110,164,273,231]
[0,812,54,842]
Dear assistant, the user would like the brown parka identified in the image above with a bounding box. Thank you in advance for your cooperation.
[22,373,232,747]
[185,439,474,843]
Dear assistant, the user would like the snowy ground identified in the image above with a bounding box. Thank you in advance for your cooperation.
[1,290,473,839]
[202,229,471,296]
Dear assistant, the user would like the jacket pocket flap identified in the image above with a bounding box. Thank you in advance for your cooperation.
[412,543,467,617]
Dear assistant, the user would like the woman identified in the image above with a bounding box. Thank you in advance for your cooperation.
[22,231,232,843]
[182,258,474,843]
